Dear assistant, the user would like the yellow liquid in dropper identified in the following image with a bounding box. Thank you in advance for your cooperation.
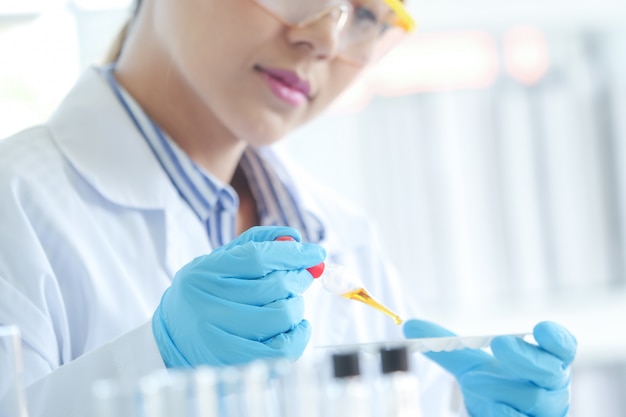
[341,288,403,325]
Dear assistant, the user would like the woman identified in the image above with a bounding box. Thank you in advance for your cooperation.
[0,0,576,416]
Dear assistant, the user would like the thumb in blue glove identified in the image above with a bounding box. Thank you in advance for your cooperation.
[403,319,577,417]
[152,226,326,368]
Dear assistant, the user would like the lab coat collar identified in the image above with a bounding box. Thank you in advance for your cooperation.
[48,67,176,210]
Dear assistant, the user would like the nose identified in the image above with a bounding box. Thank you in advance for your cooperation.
[285,8,348,60]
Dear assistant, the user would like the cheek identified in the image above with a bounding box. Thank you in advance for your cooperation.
[156,0,260,63]
[154,2,208,69]
[314,63,364,110]
[158,0,281,87]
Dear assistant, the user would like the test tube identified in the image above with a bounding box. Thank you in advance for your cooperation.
[139,370,192,417]
[377,346,421,417]
[240,361,276,417]
[92,379,138,417]
[324,352,373,417]
[0,325,29,417]
[216,366,246,417]
[271,357,324,417]
[192,367,220,417]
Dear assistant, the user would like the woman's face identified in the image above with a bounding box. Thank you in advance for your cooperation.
[150,0,365,146]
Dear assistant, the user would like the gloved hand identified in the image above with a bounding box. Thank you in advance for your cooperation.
[404,320,577,417]
[152,226,326,368]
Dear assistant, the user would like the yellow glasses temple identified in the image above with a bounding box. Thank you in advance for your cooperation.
[383,0,417,32]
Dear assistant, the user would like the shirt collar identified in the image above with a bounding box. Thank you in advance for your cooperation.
[102,66,237,221]
[241,147,326,243]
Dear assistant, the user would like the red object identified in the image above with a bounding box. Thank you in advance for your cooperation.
[275,236,325,278]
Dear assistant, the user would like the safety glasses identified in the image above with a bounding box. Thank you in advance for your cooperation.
[252,0,417,65]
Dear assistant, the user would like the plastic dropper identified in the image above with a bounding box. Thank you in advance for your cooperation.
[276,237,403,325]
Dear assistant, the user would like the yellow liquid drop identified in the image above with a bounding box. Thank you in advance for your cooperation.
[341,288,403,325]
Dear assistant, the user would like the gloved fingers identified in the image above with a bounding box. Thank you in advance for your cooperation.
[220,226,304,250]
[209,296,306,342]
[403,319,496,377]
[533,321,577,366]
[487,402,530,417]
[463,393,527,417]
[191,322,311,366]
[403,319,457,338]
[491,335,571,390]
[187,269,314,305]
[460,371,570,417]
[152,309,193,368]
[207,240,326,278]
[262,320,312,361]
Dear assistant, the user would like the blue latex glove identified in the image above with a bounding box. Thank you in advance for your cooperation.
[403,320,577,417]
[152,226,326,368]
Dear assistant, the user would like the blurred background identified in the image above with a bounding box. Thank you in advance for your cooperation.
[1,0,624,415]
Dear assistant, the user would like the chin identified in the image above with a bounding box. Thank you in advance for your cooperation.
[245,132,287,148]
[240,117,300,147]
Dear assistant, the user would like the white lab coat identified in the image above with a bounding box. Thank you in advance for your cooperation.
[0,68,461,417]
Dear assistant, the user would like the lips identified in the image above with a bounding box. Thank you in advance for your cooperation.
[255,65,311,98]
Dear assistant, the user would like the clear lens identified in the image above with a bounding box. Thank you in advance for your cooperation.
[251,0,413,65]
[254,0,349,27]
[339,21,406,65]
[361,25,407,64]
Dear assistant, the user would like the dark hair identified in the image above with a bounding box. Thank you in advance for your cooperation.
[102,0,142,64]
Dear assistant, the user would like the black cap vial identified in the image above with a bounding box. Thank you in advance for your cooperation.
[332,351,361,379]
[380,346,409,374]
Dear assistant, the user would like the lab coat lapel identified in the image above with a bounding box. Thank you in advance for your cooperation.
[48,67,211,277]
[48,68,171,209]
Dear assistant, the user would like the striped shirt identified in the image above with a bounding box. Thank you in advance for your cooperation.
[102,66,324,248]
